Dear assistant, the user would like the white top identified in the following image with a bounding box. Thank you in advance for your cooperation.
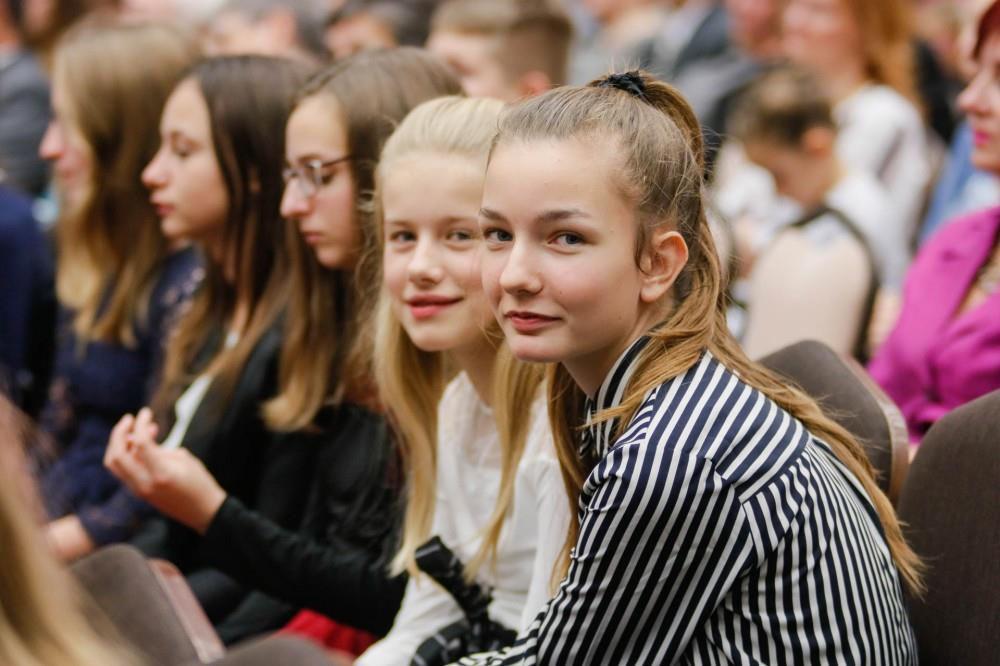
[159,331,239,450]
[358,372,569,666]
[835,83,933,239]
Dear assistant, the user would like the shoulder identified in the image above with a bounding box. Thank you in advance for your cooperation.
[926,206,1000,249]
[152,247,203,311]
[602,354,812,503]
[839,84,922,124]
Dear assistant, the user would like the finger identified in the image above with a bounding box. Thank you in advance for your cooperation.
[105,414,135,465]
[134,407,155,438]
[108,442,153,493]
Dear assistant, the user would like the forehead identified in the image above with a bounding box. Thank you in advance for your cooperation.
[483,136,632,218]
[162,79,211,133]
[286,95,348,154]
[428,30,500,65]
[382,153,485,219]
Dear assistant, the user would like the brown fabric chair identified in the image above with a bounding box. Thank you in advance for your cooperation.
[202,636,352,665]
[758,339,909,502]
[71,543,225,664]
[897,389,1000,666]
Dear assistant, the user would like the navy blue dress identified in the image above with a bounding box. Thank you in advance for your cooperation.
[39,247,201,545]
[0,185,54,414]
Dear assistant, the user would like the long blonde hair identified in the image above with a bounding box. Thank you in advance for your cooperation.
[844,0,919,105]
[369,97,546,578]
[0,398,140,665]
[492,72,924,594]
[52,18,196,346]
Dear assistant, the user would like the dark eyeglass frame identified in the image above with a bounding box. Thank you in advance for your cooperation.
[282,155,353,198]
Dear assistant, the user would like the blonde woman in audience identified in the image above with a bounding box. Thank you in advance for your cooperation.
[0,396,139,666]
[356,96,570,666]
[36,18,199,563]
[459,70,920,664]
[108,48,463,656]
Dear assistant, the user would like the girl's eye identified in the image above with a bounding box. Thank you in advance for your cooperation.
[447,228,476,242]
[388,230,415,243]
[553,232,584,246]
[484,228,513,243]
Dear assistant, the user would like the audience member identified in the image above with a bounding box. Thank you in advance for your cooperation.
[730,66,903,359]
[783,0,934,240]
[0,396,140,666]
[18,0,119,68]
[869,0,1000,445]
[204,0,329,63]
[107,48,461,652]
[356,96,569,666]
[100,56,321,645]
[36,19,199,563]
[568,0,668,85]
[427,0,572,101]
[0,183,54,416]
[0,0,50,196]
[459,69,920,664]
[325,0,438,60]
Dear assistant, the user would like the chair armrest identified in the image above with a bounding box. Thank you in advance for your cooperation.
[150,559,226,663]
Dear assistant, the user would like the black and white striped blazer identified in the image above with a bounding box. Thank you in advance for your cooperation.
[458,335,916,665]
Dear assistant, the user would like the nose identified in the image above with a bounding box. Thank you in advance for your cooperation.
[407,236,444,285]
[142,147,167,190]
[280,180,312,220]
[498,239,542,296]
[38,121,63,161]
[958,69,990,117]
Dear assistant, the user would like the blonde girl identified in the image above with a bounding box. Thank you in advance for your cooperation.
[357,96,570,666]
[464,71,921,664]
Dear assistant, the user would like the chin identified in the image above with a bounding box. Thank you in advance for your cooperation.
[505,334,565,364]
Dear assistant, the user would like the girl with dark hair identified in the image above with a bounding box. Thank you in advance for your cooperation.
[107,49,462,649]
[460,70,920,665]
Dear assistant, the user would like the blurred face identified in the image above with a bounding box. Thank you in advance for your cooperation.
[281,95,359,270]
[479,138,659,390]
[783,0,863,74]
[427,30,521,102]
[382,153,493,354]
[325,13,396,60]
[204,11,265,55]
[142,78,229,246]
[726,0,781,51]
[959,32,1000,174]
[38,81,92,212]
[744,138,832,207]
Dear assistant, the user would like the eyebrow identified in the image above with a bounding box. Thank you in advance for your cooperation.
[479,207,591,224]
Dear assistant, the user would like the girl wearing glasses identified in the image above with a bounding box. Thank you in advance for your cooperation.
[107,50,462,650]
[459,71,920,665]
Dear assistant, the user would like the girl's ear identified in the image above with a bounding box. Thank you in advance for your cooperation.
[638,227,688,304]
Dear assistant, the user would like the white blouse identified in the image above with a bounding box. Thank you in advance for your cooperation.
[358,372,569,666]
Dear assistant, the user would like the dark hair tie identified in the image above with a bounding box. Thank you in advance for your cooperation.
[598,71,648,101]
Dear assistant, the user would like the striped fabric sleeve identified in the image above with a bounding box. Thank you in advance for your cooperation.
[457,441,757,665]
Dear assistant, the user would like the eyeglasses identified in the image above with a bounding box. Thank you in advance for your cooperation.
[282,155,352,198]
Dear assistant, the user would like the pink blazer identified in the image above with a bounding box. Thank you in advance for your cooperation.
[869,207,1000,442]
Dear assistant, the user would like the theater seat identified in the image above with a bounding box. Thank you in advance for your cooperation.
[203,636,353,665]
[71,543,225,664]
[758,339,908,502]
[897,389,1000,665]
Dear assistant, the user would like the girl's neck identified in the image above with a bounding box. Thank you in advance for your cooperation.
[451,336,498,407]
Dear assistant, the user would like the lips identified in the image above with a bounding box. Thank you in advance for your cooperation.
[505,310,559,333]
[151,199,174,218]
[972,129,991,147]
[407,295,462,320]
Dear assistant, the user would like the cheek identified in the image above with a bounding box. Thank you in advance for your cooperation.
[381,250,408,300]
[479,251,506,307]
[315,181,357,238]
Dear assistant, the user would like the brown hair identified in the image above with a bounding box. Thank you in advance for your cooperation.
[52,18,196,346]
[155,56,313,414]
[0,397,140,665]
[974,0,1000,57]
[432,0,573,86]
[843,0,919,104]
[492,70,923,594]
[728,65,836,147]
[264,48,462,430]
